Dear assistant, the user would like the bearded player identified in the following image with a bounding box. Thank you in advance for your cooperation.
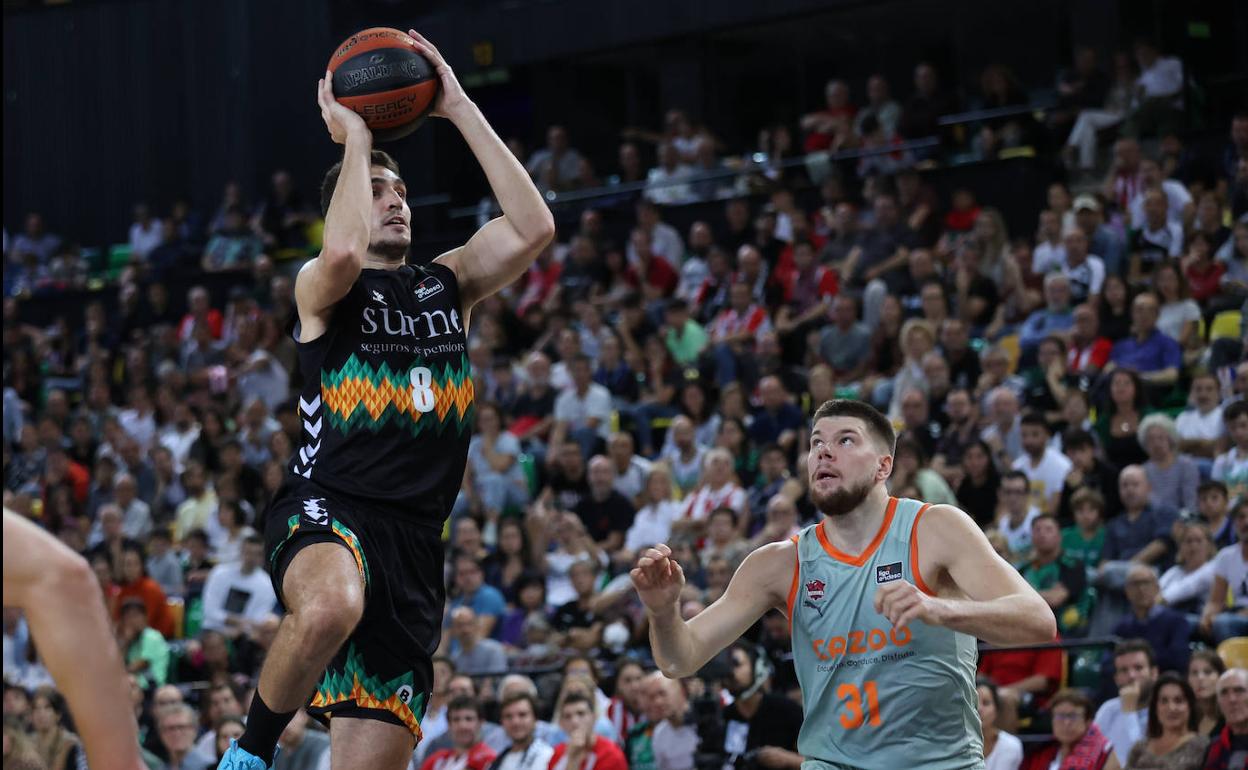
[220,30,554,770]
[632,400,1056,769]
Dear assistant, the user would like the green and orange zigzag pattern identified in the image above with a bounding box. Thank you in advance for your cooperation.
[320,354,474,436]
[311,642,427,737]
[282,515,371,589]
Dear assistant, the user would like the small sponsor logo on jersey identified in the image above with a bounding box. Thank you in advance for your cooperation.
[302,498,329,525]
[875,561,903,584]
[395,684,413,705]
[414,277,444,302]
[371,289,387,306]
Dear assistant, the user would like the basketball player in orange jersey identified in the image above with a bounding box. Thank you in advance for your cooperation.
[3,509,146,769]
[220,29,554,770]
[633,400,1056,769]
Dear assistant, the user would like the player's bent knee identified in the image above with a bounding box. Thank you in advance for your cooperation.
[296,593,363,643]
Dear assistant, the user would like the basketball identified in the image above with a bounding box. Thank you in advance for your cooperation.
[327,27,440,142]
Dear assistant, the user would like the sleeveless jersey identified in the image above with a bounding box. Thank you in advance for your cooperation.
[786,497,982,770]
[288,263,475,525]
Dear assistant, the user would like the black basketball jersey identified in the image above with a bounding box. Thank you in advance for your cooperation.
[288,262,474,524]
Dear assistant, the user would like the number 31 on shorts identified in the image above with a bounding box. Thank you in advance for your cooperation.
[409,366,435,413]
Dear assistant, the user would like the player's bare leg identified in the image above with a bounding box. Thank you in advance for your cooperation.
[2,510,146,770]
[227,542,363,766]
[330,716,417,769]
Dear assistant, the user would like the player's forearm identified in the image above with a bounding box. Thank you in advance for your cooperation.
[450,102,554,245]
[646,604,705,678]
[25,562,144,768]
[322,129,374,261]
[932,591,1056,646]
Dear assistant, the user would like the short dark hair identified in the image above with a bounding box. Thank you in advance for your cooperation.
[559,691,594,715]
[447,695,481,719]
[243,533,264,548]
[707,506,737,527]
[1031,512,1058,529]
[1070,488,1105,513]
[1063,428,1096,451]
[1225,400,1248,423]
[499,691,538,717]
[320,149,401,217]
[1020,413,1051,433]
[1113,638,1156,668]
[1199,480,1228,498]
[1146,673,1199,738]
[1001,470,1029,487]
[811,399,896,455]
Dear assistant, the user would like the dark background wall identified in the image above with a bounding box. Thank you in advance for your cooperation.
[4,0,1243,249]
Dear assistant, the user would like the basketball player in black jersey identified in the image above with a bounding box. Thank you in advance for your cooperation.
[221,30,554,770]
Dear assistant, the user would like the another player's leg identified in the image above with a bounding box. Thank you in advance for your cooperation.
[329,716,418,770]
[223,542,364,768]
[2,510,146,769]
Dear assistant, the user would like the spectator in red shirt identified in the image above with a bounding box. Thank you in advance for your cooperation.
[1183,233,1226,304]
[422,696,498,770]
[800,79,856,153]
[977,636,1064,734]
[627,229,679,303]
[1067,303,1113,376]
[708,282,772,388]
[548,692,626,770]
[114,541,176,638]
[176,285,224,343]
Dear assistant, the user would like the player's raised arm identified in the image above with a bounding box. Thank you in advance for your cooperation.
[874,503,1057,646]
[2,510,145,770]
[295,73,374,324]
[632,540,792,679]
[408,30,556,311]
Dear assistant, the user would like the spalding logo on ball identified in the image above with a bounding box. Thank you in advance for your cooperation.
[328,27,441,142]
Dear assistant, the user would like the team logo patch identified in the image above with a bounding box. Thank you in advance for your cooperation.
[395,684,413,705]
[371,289,387,306]
[875,561,904,584]
[805,579,826,602]
[414,277,444,302]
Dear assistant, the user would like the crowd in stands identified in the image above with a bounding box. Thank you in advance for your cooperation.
[4,31,1248,770]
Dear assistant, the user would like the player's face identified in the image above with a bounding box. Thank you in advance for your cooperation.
[807,417,886,517]
[368,166,411,262]
[501,700,535,742]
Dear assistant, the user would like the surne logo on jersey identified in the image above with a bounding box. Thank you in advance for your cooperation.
[414,276,444,302]
[876,562,904,584]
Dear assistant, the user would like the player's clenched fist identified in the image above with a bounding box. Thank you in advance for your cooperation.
[630,544,686,612]
[873,579,947,630]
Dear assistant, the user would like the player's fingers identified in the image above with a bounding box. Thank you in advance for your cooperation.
[654,543,672,557]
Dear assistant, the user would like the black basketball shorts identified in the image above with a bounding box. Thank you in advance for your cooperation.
[262,477,446,739]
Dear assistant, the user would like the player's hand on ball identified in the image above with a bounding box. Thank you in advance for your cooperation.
[317,71,368,144]
[631,544,685,613]
[405,29,470,119]
[873,579,944,630]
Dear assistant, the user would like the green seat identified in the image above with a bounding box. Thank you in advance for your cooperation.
[518,453,538,498]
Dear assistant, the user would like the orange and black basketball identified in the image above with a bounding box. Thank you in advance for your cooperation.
[327,27,441,142]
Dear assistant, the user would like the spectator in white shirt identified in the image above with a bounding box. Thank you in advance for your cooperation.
[607,432,652,506]
[677,448,747,535]
[996,471,1041,559]
[1031,210,1066,275]
[1059,229,1106,305]
[199,534,277,638]
[628,200,685,268]
[526,125,587,194]
[1176,373,1225,461]
[1123,38,1185,138]
[1094,639,1157,767]
[1012,415,1072,516]
[644,142,696,206]
[128,203,164,261]
[158,403,200,473]
[1127,157,1193,228]
[1199,502,1248,642]
[643,673,698,770]
[1159,520,1217,616]
[624,463,682,558]
[551,354,614,459]
[493,692,555,770]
